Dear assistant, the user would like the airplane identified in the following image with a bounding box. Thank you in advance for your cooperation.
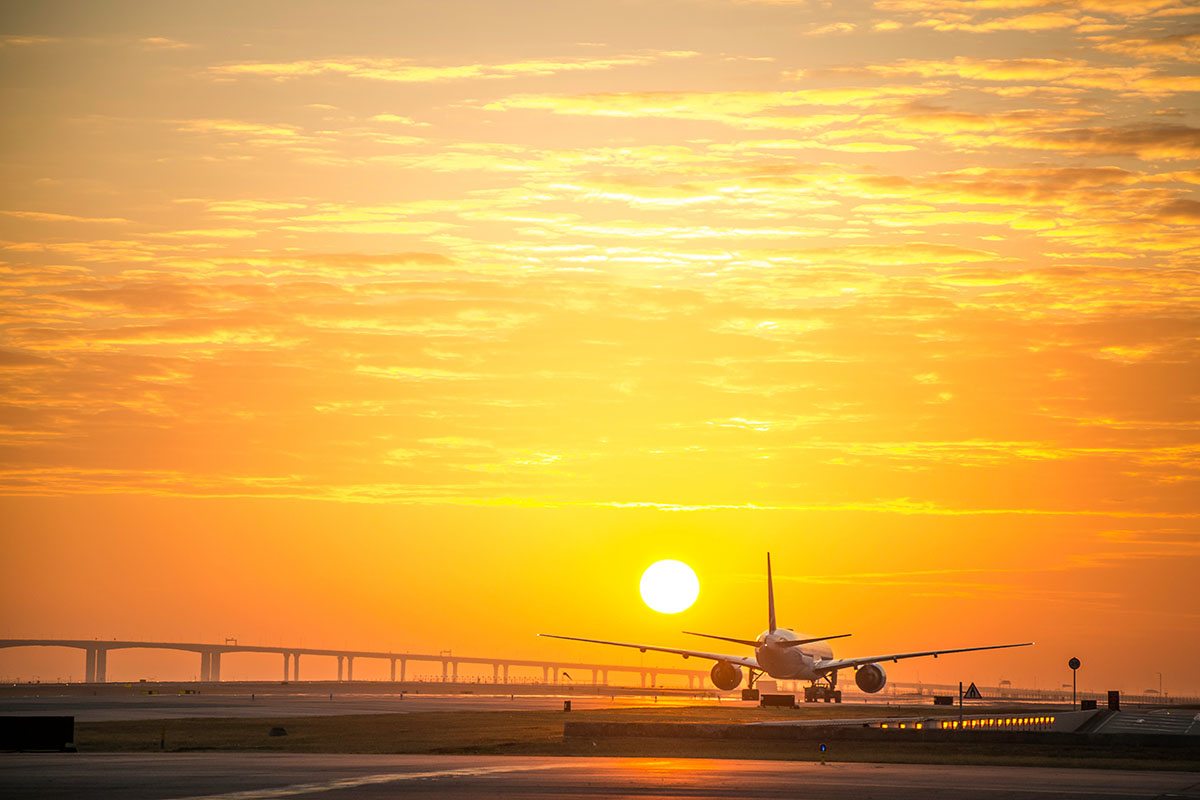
[541,553,1033,702]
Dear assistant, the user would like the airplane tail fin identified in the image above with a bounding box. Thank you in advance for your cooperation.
[767,552,777,633]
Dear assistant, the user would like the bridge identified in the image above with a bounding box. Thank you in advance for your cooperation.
[0,639,712,689]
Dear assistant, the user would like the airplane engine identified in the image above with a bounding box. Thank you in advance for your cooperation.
[710,661,744,691]
[854,663,887,693]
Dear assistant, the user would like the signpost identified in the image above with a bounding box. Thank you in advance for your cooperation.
[1068,657,1081,708]
[959,681,981,728]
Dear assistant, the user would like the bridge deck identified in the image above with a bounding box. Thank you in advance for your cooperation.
[0,638,710,682]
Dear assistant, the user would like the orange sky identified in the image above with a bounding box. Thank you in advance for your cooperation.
[1,0,1197,694]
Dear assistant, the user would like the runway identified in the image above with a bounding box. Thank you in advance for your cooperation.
[1,754,1196,799]
[0,691,707,722]
[0,685,1068,723]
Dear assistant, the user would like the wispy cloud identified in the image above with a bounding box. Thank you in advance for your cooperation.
[210,50,699,83]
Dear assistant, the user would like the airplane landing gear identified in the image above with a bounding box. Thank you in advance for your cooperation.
[804,672,842,703]
[742,669,763,701]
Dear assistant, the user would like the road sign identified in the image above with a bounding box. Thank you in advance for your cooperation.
[1068,657,1080,670]
[963,682,983,700]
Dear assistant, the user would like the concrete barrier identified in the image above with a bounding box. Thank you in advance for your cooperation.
[0,716,75,752]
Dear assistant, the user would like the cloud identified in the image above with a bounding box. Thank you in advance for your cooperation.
[209,51,699,83]
[804,22,858,35]
[1092,30,1200,62]
[139,36,191,50]
[916,11,1083,32]
[874,0,1191,16]
[0,33,194,50]
[1,210,130,224]
[858,56,1163,92]
[484,85,943,130]
[1157,198,1200,222]
[0,35,61,47]
[172,118,307,145]
[1029,123,1200,160]
[370,114,429,126]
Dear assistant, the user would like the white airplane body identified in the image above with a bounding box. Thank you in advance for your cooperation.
[543,554,1032,697]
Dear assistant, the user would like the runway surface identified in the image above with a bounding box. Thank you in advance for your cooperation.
[0,692,711,721]
[1,754,1196,799]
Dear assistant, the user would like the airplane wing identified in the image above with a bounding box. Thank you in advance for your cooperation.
[539,633,760,670]
[813,641,1033,675]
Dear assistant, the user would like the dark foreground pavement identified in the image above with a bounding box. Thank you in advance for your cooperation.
[2,753,1198,799]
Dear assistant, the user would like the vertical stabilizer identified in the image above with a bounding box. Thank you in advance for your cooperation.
[767,552,777,633]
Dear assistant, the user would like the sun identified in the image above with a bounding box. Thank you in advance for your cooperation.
[639,560,700,614]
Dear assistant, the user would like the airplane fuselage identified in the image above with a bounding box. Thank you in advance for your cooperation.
[754,629,834,681]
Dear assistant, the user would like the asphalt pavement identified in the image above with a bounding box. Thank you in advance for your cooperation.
[0,691,705,721]
[1,753,1197,799]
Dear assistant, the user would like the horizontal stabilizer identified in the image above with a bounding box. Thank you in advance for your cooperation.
[682,631,761,648]
[780,633,852,648]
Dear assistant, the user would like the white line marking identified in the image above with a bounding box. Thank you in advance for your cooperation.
[169,764,565,800]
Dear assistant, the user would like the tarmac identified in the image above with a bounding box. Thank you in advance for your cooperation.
[0,681,1086,722]
[0,690,705,721]
[2,753,1197,799]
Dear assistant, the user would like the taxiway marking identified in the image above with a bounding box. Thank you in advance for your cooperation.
[170,764,566,800]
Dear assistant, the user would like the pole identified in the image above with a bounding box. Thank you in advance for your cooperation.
[1072,670,1076,708]
[958,681,963,729]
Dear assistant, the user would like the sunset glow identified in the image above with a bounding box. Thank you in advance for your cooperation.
[0,1,1197,693]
